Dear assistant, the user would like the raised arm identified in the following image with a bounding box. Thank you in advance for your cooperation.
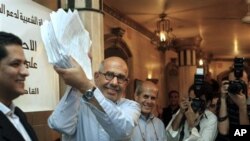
[48,87,81,135]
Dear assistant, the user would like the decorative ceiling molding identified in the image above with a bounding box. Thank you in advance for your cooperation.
[174,36,202,52]
[103,3,154,39]
[212,58,250,61]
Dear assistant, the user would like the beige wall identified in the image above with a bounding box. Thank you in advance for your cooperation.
[33,0,57,10]
[210,61,233,80]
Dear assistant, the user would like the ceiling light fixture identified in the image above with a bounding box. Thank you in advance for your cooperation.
[151,13,176,52]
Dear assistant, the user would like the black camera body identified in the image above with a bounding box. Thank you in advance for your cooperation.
[228,79,247,95]
[228,57,247,95]
[191,68,206,113]
[191,98,206,113]
[194,68,204,97]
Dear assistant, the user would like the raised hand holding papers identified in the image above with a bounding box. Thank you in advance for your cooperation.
[40,8,92,79]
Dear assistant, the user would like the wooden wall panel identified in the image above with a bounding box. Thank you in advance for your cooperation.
[26,111,60,141]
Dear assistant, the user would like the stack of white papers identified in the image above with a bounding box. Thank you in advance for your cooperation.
[40,8,93,79]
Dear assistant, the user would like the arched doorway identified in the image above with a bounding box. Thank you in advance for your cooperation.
[104,29,134,99]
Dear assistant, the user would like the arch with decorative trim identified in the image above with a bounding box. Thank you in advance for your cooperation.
[104,33,134,99]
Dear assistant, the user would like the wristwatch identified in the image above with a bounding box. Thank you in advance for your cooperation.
[82,87,96,101]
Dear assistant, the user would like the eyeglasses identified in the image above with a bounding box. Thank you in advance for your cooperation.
[99,71,128,84]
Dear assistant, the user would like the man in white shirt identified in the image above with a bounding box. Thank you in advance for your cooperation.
[131,80,167,141]
[0,31,38,141]
[166,82,218,141]
[48,56,141,141]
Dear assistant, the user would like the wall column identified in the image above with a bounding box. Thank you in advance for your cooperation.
[176,36,202,97]
[61,0,104,73]
[58,0,104,97]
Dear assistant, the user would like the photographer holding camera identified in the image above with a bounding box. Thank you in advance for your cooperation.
[216,58,250,141]
[166,70,218,141]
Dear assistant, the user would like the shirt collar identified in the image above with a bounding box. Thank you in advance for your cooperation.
[140,113,154,121]
[115,98,125,105]
[0,102,15,116]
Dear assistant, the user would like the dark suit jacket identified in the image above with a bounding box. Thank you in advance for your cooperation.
[0,107,38,141]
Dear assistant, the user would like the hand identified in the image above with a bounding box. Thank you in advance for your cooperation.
[54,57,93,93]
[220,80,229,98]
[179,97,189,113]
[185,103,200,128]
[228,91,247,109]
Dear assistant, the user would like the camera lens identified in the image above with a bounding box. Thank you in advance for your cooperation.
[191,98,205,113]
[228,80,246,95]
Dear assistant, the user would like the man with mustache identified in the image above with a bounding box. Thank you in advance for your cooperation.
[48,56,141,141]
[0,31,38,141]
[131,80,167,141]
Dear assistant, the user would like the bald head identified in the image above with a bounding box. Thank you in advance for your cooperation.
[135,81,158,96]
[99,57,128,76]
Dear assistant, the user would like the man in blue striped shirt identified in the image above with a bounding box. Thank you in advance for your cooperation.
[48,56,141,141]
[131,80,167,141]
